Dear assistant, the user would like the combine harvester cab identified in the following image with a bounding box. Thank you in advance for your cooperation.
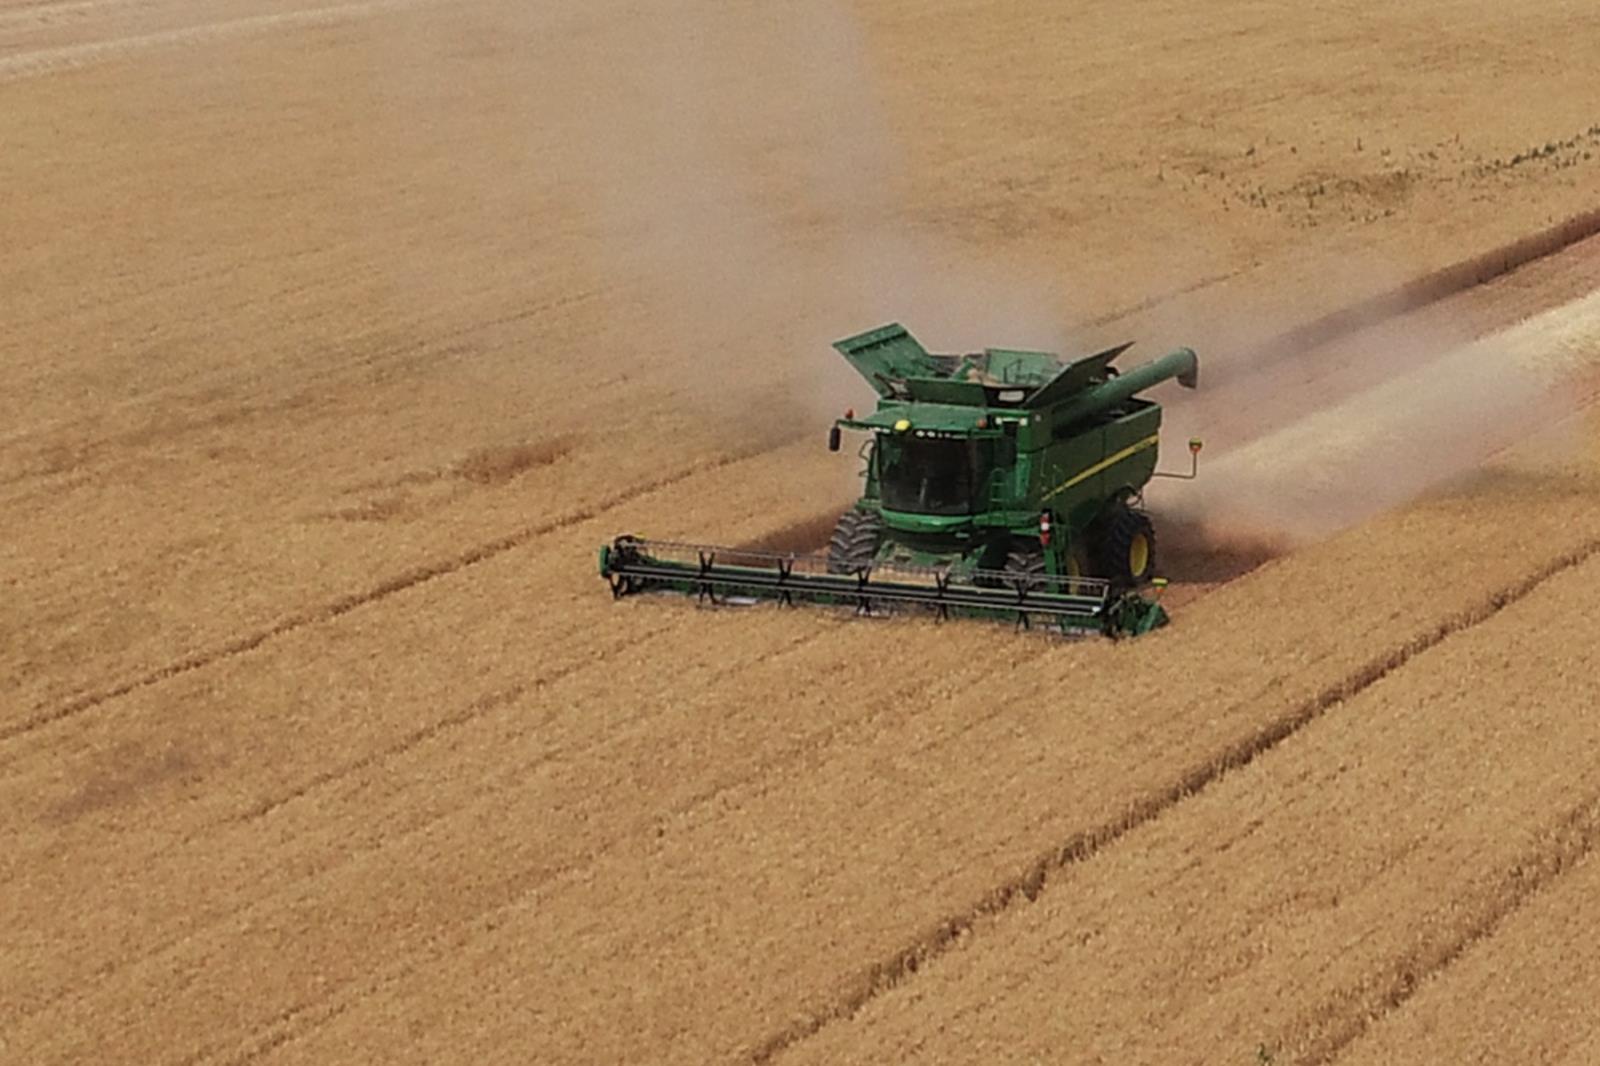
[600,323,1200,638]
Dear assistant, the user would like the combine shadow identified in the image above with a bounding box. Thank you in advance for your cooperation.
[1152,514,1290,586]
[736,509,846,556]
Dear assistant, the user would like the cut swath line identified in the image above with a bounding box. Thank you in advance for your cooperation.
[232,613,683,823]
[1222,209,1600,384]
[0,0,435,83]
[249,644,1051,1062]
[174,994,350,1066]
[1298,792,1600,1065]
[104,626,1053,1066]
[24,624,890,1060]
[752,532,1600,1064]
[0,439,802,750]
[9,613,807,1035]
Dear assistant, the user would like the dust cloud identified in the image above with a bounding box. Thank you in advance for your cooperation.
[557,0,1078,435]
[539,0,1596,555]
[1154,289,1600,543]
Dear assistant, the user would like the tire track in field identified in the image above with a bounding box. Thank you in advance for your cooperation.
[0,437,803,748]
[755,531,1600,1064]
[211,1000,348,1066]
[45,623,885,1066]
[0,283,619,453]
[0,0,434,82]
[12,608,767,1029]
[0,0,155,26]
[1306,791,1600,1065]
[232,617,683,823]
[12,613,794,1036]
[1220,209,1600,385]
[143,627,1056,1066]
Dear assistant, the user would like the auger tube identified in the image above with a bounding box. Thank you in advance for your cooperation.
[1048,347,1198,430]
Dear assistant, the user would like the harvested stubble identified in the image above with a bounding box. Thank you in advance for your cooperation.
[9,0,1600,1063]
[15,442,1592,1066]
[779,518,1600,1066]
[1339,849,1600,1065]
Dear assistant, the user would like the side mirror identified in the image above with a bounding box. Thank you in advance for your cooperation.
[828,426,842,452]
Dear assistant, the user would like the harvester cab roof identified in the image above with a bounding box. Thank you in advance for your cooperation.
[831,322,1146,413]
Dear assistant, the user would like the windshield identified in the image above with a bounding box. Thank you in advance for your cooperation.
[877,435,991,515]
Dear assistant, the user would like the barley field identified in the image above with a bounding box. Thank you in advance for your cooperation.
[4,1,1600,1063]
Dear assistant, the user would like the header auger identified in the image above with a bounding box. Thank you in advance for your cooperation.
[600,323,1201,637]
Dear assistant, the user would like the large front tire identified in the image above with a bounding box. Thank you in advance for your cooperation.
[826,509,884,574]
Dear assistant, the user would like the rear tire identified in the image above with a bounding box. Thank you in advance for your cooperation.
[826,509,884,574]
[1094,501,1157,588]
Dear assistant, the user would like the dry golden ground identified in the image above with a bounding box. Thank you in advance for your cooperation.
[1339,851,1600,1065]
[4,1,1600,1063]
[777,446,1600,1066]
[6,0,1600,719]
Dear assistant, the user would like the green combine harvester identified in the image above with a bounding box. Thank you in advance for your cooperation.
[600,323,1201,637]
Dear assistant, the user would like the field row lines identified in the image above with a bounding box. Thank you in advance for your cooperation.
[14,615,693,1033]
[0,0,434,82]
[207,639,1058,1066]
[1312,790,1600,1063]
[2,463,846,1036]
[1218,212,1600,386]
[20,613,1035,1064]
[0,435,801,750]
[0,280,621,456]
[758,529,1600,1063]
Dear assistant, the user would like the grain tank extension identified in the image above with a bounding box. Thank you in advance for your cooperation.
[600,323,1201,637]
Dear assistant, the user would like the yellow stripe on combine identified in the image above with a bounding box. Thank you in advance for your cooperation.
[1043,434,1160,501]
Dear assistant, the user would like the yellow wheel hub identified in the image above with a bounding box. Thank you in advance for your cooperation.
[1129,533,1150,578]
